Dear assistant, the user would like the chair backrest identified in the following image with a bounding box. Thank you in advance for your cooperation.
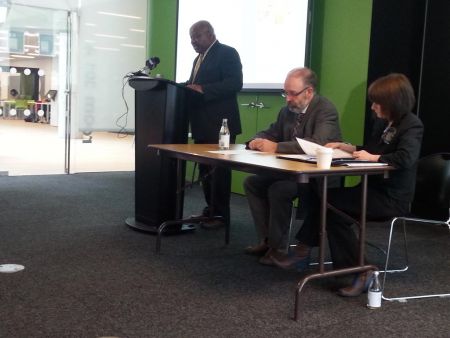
[412,153,450,219]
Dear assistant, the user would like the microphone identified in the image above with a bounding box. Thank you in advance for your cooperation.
[130,56,160,77]
[146,56,160,70]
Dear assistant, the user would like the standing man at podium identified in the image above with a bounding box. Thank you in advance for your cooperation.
[186,20,243,229]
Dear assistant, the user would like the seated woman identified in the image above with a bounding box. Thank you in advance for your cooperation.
[272,73,424,296]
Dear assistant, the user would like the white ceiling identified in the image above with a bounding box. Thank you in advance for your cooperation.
[10,0,79,11]
[4,1,79,33]
[5,0,140,32]
[1,1,147,62]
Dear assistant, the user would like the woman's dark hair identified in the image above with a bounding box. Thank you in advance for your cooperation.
[368,73,416,122]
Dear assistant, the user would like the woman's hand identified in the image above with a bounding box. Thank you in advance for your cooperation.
[353,150,380,162]
[325,142,356,154]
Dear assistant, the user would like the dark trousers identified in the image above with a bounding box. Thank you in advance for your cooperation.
[297,184,409,269]
[195,136,236,225]
[244,175,314,250]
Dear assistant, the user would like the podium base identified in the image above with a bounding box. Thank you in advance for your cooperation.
[125,217,196,235]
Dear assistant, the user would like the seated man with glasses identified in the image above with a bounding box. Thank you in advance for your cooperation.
[243,67,342,265]
[272,73,423,297]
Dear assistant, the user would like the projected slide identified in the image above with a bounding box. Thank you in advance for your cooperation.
[176,0,311,90]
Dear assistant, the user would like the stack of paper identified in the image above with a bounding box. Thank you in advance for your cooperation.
[275,139,388,167]
[296,138,352,158]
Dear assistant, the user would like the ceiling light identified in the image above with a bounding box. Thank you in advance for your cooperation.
[97,11,141,20]
[121,44,144,48]
[94,33,126,39]
[24,31,39,37]
[93,46,120,52]
[10,54,35,59]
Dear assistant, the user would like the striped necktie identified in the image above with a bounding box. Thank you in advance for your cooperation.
[192,54,203,83]
[292,112,306,139]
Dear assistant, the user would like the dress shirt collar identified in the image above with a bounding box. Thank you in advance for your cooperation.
[200,39,217,59]
[297,105,308,116]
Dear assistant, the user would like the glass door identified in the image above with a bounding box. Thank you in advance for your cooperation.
[68,0,147,174]
[0,0,147,175]
[0,3,69,175]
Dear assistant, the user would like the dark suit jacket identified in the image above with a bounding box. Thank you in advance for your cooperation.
[187,41,243,141]
[360,112,424,203]
[251,95,342,153]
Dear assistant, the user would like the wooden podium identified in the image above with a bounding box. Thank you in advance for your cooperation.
[125,76,191,233]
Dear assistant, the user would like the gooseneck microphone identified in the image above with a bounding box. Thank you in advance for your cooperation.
[129,56,160,76]
[146,56,160,70]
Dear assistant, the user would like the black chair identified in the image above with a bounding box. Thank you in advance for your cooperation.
[381,152,450,301]
[317,153,449,301]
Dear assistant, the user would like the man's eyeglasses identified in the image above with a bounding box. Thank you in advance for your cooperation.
[281,86,310,98]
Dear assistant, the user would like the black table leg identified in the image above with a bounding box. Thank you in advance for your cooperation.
[293,174,377,321]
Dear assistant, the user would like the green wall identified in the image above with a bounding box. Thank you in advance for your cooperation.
[310,0,373,186]
[147,0,178,80]
[310,0,372,145]
[147,0,373,190]
[147,0,373,141]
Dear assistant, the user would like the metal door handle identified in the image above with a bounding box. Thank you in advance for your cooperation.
[255,102,266,108]
[241,102,256,108]
[255,102,268,109]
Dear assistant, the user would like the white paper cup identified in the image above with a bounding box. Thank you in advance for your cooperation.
[316,148,333,169]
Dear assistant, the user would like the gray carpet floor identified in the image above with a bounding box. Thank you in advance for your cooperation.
[0,172,448,338]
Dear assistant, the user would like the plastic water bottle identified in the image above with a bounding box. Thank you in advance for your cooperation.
[367,270,382,309]
[218,118,230,150]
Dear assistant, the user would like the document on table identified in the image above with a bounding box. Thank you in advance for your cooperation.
[338,162,388,167]
[277,139,387,166]
[277,154,389,166]
[208,149,264,155]
[296,138,353,159]
[276,154,317,163]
